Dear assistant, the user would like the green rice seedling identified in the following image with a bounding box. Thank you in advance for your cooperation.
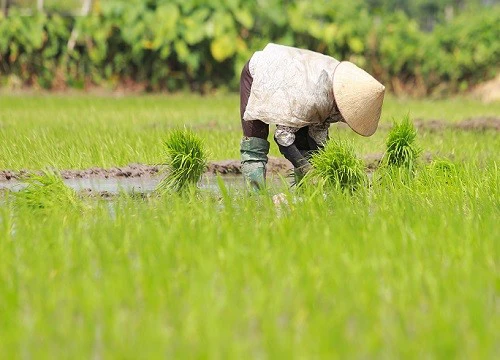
[157,129,207,193]
[429,158,457,177]
[303,138,367,192]
[414,159,460,189]
[384,114,421,170]
[1,95,498,170]
[14,170,82,211]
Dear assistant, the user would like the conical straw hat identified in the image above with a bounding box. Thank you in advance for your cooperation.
[332,61,385,137]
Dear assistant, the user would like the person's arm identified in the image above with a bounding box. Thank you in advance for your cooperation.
[274,126,312,173]
[277,142,312,171]
[307,123,330,150]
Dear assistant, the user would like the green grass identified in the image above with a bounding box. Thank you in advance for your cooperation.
[0,94,499,170]
[0,94,499,358]
[1,163,498,358]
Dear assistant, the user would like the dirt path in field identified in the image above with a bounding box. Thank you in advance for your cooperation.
[0,158,292,181]
[1,153,443,182]
[330,116,500,132]
[413,116,500,132]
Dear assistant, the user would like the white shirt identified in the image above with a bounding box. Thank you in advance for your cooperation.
[244,43,340,128]
[244,43,343,147]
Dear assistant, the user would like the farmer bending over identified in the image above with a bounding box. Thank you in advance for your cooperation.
[240,43,385,189]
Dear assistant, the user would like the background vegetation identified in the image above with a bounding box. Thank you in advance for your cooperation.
[0,0,498,95]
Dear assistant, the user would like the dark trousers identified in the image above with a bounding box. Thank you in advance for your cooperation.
[240,61,269,140]
[240,61,312,151]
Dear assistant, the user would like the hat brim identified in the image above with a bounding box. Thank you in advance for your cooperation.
[332,62,385,137]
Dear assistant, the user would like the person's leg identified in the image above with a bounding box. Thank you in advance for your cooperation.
[291,127,314,185]
[239,60,270,190]
[240,61,269,139]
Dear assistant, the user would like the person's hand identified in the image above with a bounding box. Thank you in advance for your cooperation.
[294,160,313,185]
[298,161,313,175]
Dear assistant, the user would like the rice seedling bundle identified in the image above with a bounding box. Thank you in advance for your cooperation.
[384,114,421,169]
[14,171,82,211]
[305,138,366,192]
[157,129,207,193]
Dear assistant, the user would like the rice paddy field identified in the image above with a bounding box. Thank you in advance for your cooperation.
[0,94,499,359]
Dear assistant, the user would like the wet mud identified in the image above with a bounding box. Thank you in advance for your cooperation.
[0,157,292,182]
[0,163,162,182]
[1,153,440,182]
[206,157,292,175]
[0,152,448,198]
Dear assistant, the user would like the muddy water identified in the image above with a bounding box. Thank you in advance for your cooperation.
[0,174,289,195]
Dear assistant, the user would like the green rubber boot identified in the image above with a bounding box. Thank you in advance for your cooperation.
[240,137,270,190]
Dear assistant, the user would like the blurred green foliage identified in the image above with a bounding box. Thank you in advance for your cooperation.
[5,0,83,13]
[0,0,498,94]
